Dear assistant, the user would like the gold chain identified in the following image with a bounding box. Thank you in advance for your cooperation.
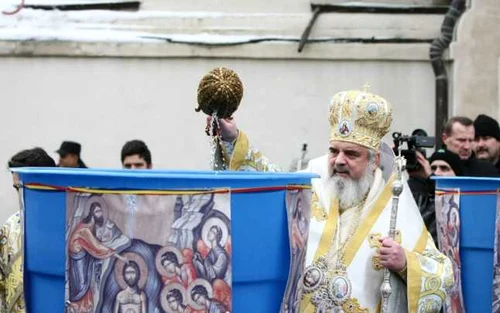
[327,194,368,269]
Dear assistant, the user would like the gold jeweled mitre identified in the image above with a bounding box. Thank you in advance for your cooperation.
[329,87,393,150]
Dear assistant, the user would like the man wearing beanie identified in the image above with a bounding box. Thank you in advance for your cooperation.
[474,114,500,171]
[408,149,463,246]
[429,148,464,176]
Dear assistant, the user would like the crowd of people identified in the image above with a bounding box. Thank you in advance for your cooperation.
[1,89,499,312]
[1,139,153,313]
[408,114,500,244]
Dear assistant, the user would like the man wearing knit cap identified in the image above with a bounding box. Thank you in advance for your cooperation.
[429,149,464,177]
[407,147,463,246]
[474,114,500,171]
[206,86,453,312]
[413,149,464,246]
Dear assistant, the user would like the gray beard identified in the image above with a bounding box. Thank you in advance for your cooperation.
[328,162,376,210]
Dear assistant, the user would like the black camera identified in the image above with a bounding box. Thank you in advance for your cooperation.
[392,129,435,171]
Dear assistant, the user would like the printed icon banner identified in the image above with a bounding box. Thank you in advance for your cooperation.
[281,188,312,313]
[65,191,231,313]
[436,189,465,313]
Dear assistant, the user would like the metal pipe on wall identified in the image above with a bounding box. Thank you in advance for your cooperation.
[429,0,466,148]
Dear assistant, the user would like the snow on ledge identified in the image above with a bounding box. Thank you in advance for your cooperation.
[0,8,304,43]
[0,26,302,44]
[0,7,300,21]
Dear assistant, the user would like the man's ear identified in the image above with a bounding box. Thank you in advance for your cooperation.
[442,133,448,145]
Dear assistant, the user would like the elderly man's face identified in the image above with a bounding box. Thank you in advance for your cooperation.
[430,160,456,177]
[475,136,500,163]
[328,141,375,180]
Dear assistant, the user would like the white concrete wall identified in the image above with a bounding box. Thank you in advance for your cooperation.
[0,56,436,223]
[142,0,309,13]
[451,0,500,119]
[0,0,450,223]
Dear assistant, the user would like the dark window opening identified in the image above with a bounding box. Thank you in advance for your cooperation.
[24,1,141,11]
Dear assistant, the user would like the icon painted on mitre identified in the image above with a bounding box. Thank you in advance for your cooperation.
[338,120,351,137]
[366,102,379,115]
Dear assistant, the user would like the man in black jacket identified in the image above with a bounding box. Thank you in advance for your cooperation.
[442,116,498,177]
[408,149,464,245]
[474,114,500,172]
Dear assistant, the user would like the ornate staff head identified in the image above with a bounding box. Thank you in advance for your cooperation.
[195,67,244,119]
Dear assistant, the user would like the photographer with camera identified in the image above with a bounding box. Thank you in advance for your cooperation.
[409,149,464,245]
[395,129,464,245]
[394,130,437,243]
